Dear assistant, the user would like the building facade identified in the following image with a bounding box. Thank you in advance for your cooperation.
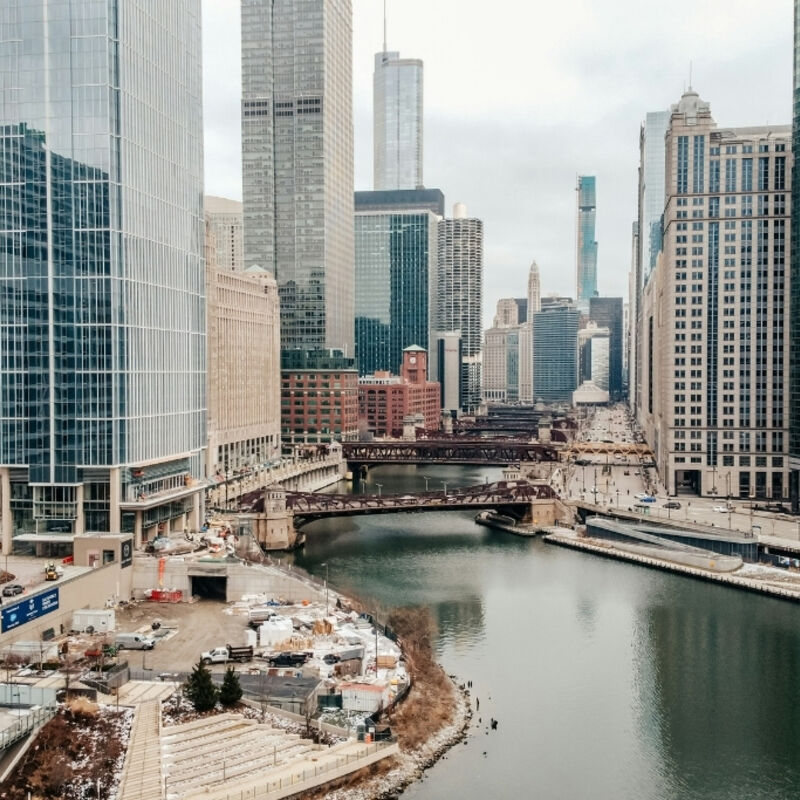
[519,261,542,404]
[436,204,483,412]
[354,191,440,376]
[281,351,359,446]
[639,90,791,499]
[206,265,281,477]
[532,306,580,403]
[576,176,598,310]
[791,0,800,507]
[242,0,354,354]
[482,327,520,404]
[589,296,624,401]
[205,196,244,272]
[0,0,206,553]
[578,324,610,390]
[358,347,440,437]
[373,51,423,191]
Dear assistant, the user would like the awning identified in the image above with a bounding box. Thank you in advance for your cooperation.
[14,533,76,543]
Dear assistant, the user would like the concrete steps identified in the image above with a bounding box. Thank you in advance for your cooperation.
[118,701,163,800]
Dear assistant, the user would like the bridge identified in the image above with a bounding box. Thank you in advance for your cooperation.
[564,442,655,462]
[244,481,558,523]
[340,439,561,466]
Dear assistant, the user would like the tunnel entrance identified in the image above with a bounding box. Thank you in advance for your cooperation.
[190,575,228,601]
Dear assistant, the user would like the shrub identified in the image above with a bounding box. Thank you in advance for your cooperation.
[184,659,218,712]
[219,666,243,707]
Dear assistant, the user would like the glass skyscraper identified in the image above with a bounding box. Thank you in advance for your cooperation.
[589,296,624,401]
[0,0,206,550]
[533,306,580,403]
[575,176,598,309]
[242,0,355,355]
[373,51,423,191]
[354,191,439,376]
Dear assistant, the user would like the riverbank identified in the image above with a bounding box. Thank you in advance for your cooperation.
[545,529,800,602]
[474,510,537,537]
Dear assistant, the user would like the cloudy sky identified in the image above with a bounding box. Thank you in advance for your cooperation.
[202,0,792,325]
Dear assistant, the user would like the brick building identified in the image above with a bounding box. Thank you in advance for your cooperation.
[359,346,440,437]
[281,350,359,446]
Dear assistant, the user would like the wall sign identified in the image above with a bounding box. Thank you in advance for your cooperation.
[121,539,133,568]
[1,588,59,633]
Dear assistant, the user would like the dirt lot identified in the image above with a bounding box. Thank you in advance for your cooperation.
[115,599,250,673]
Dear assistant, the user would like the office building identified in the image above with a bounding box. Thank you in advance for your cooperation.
[358,347,440,437]
[576,176,598,309]
[0,0,205,553]
[242,0,354,354]
[436,204,484,412]
[791,0,800,508]
[205,196,244,272]
[354,190,440,376]
[281,351,359,446]
[532,306,580,403]
[578,324,610,390]
[483,327,520,404]
[632,111,670,417]
[494,299,520,327]
[589,296,624,400]
[519,261,542,404]
[639,89,791,499]
[374,51,423,191]
[430,332,463,413]
[206,265,281,477]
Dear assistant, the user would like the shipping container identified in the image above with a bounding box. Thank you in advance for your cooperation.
[72,609,116,633]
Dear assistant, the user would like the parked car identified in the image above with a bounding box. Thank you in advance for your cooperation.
[663,501,681,510]
[1,583,23,597]
[713,505,731,513]
[115,632,155,650]
[635,495,656,503]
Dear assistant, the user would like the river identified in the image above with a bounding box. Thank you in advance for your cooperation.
[290,464,800,800]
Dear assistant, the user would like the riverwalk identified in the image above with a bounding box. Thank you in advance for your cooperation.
[545,529,800,603]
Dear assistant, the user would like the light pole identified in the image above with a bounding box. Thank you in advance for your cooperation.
[375,483,382,498]
[442,481,448,496]
[321,562,329,616]
[422,475,431,492]
[615,490,620,508]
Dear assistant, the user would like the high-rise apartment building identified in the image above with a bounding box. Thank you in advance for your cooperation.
[205,196,244,272]
[576,176,598,309]
[241,0,354,354]
[206,264,281,477]
[435,204,484,412]
[483,298,522,403]
[639,90,791,499]
[354,190,441,376]
[532,306,580,403]
[374,51,423,191]
[790,0,800,508]
[0,0,206,552]
[589,297,624,401]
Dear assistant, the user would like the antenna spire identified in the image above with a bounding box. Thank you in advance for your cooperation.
[688,59,693,90]
[383,0,387,53]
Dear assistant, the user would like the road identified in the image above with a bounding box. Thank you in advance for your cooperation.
[563,405,800,543]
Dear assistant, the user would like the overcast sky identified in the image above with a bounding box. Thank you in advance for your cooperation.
[202,0,792,326]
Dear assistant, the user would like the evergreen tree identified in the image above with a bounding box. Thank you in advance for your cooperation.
[184,659,218,712]
[219,666,243,708]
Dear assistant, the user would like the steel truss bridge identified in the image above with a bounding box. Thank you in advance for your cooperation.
[282,481,558,523]
[341,439,561,466]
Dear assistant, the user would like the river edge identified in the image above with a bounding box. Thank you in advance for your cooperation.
[317,678,472,800]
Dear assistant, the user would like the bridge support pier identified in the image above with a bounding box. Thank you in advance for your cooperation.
[525,499,558,530]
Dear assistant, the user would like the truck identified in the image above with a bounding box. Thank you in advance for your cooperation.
[115,632,155,650]
[201,644,254,665]
[266,651,311,667]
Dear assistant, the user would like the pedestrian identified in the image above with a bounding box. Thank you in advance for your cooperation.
[476,697,480,710]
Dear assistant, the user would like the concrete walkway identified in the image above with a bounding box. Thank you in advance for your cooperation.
[118,700,163,800]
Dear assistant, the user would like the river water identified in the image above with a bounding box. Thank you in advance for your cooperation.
[291,465,800,800]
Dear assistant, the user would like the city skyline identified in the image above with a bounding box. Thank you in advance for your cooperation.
[201,0,791,326]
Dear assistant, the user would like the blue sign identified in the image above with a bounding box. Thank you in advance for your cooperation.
[1,588,59,633]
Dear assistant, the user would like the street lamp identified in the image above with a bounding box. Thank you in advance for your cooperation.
[375,483,382,498]
[422,475,431,492]
[441,481,448,496]
[321,562,329,616]
[615,489,620,508]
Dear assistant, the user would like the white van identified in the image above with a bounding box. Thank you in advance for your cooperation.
[115,632,155,650]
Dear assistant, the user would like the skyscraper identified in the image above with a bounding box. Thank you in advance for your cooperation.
[589,297,624,401]
[205,196,244,272]
[374,51,423,191]
[575,176,598,309]
[435,204,484,412]
[354,190,440,375]
[0,0,205,550]
[518,261,541,404]
[790,0,800,508]
[639,89,791,499]
[532,306,580,403]
[242,0,354,354]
